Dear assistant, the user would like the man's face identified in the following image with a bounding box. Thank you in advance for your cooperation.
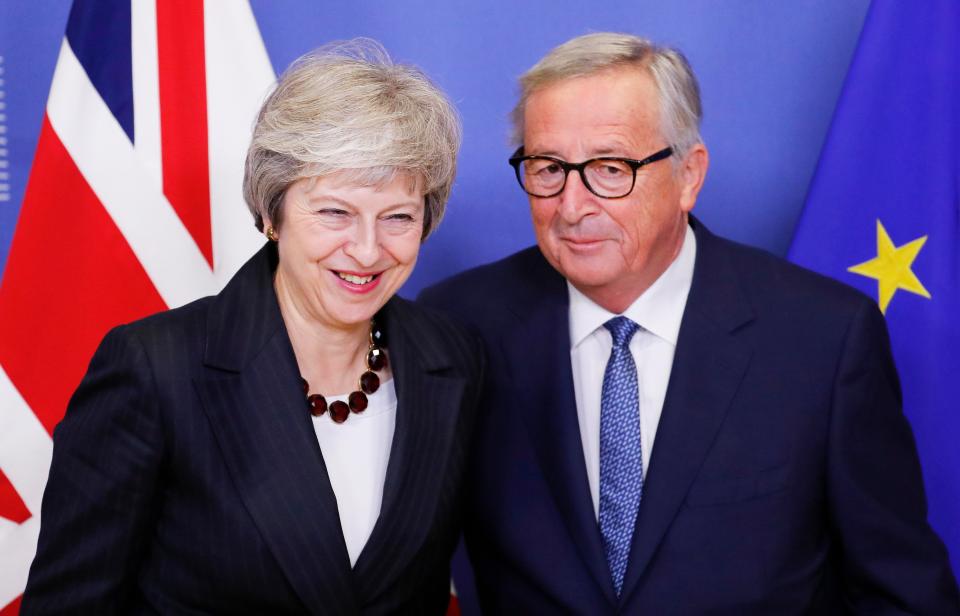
[522,67,707,313]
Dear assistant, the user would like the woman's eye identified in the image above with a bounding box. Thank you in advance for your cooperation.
[317,208,349,217]
[385,213,415,222]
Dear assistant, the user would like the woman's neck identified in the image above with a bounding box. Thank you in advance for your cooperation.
[274,272,370,395]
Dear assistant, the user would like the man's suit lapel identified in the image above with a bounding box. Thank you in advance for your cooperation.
[194,243,359,615]
[620,219,754,603]
[352,298,467,603]
[501,255,618,605]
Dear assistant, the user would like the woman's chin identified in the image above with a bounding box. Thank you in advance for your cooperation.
[322,295,389,329]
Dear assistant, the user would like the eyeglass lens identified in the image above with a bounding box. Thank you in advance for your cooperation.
[518,158,636,198]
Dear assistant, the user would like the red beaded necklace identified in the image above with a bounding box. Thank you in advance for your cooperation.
[301,319,387,424]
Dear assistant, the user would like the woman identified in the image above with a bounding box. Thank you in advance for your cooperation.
[22,40,480,615]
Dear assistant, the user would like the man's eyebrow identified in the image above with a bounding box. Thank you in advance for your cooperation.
[524,148,563,158]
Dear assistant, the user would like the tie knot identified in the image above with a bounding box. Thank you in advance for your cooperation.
[604,316,640,348]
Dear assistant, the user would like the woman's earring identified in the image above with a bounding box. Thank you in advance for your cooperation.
[265,226,279,242]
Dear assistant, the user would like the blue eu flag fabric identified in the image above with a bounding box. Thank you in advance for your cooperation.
[789,0,959,574]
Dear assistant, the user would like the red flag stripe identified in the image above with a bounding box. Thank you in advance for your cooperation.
[0,118,166,435]
[46,40,216,308]
[0,595,21,616]
[0,469,30,525]
[157,0,213,267]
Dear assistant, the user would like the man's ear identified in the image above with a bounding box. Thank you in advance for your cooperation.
[678,143,709,213]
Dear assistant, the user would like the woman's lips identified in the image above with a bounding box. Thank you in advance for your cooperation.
[332,270,383,294]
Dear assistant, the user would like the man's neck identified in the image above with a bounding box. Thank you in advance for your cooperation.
[576,220,690,314]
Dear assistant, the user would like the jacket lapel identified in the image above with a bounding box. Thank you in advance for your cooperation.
[619,220,754,603]
[194,243,359,615]
[501,256,618,605]
[351,297,467,603]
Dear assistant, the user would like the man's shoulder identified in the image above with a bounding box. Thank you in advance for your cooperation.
[427,245,551,289]
[387,294,476,349]
[418,245,559,317]
[701,227,875,323]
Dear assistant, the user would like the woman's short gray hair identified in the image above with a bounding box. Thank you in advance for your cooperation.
[243,39,461,239]
[511,32,703,159]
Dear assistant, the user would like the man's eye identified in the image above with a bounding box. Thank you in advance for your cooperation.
[595,163,629,177]
[532,162,562,176]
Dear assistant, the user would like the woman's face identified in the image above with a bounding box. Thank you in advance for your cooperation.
[271,172,425,331]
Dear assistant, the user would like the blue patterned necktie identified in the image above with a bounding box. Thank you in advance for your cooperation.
[599,316,643,597]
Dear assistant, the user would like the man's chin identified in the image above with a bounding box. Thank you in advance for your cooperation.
[545,246,614,282]
[556,265,618,293]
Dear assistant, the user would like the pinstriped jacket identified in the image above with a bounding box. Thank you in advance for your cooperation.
[22,242,484,615]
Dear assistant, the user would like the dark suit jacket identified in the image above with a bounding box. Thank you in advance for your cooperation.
[22,242,483,615]
[419,218,959,614]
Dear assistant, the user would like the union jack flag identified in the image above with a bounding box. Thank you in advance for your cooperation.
[0,1,274,611]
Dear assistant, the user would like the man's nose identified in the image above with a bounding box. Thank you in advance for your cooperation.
[556,170,597,223]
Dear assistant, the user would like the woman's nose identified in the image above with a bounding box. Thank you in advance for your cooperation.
[343,221,381,267]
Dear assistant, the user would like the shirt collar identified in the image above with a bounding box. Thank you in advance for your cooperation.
[568,224,696,348]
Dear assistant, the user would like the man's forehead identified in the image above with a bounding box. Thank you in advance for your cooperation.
[528,65,655,103]
[523,69,663,155]
[524,129,649,158]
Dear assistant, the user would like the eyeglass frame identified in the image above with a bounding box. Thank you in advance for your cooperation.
[508,146,674,199]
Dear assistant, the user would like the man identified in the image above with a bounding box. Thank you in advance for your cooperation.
[419,33,959,613]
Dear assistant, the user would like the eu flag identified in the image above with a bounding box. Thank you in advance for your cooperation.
[789,0,959,574]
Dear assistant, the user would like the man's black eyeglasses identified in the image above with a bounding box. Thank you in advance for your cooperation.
[508,146,674,199]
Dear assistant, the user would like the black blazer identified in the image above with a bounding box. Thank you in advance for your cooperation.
[22,243,483,615]
[420,218,959,614]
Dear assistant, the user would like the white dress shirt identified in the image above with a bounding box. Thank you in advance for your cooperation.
[569,225,696,517]
[312,378,397,567]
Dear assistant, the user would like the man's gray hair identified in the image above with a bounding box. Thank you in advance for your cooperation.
[243,38,462,239]
[511,33,703,158]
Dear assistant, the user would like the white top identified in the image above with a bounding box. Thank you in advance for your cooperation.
[313,378,397,567]
[568,225,696,517]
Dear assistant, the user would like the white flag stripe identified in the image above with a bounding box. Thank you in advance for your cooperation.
[0,365,52,517]
[204,0,275,285]
[131,0,163,191]
[0,363,50,608]
[0,516,40,608]
[47,41,217,308]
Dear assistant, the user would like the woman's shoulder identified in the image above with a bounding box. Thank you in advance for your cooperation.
[113,242,275,349]
[99,295,216,371]
[116,295,214,342]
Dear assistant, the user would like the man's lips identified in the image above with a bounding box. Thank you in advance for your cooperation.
[560,236,608,250]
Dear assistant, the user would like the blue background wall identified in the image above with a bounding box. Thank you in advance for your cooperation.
[0,1,871,294]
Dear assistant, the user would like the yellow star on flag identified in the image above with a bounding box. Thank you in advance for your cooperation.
[848,219,931,314]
